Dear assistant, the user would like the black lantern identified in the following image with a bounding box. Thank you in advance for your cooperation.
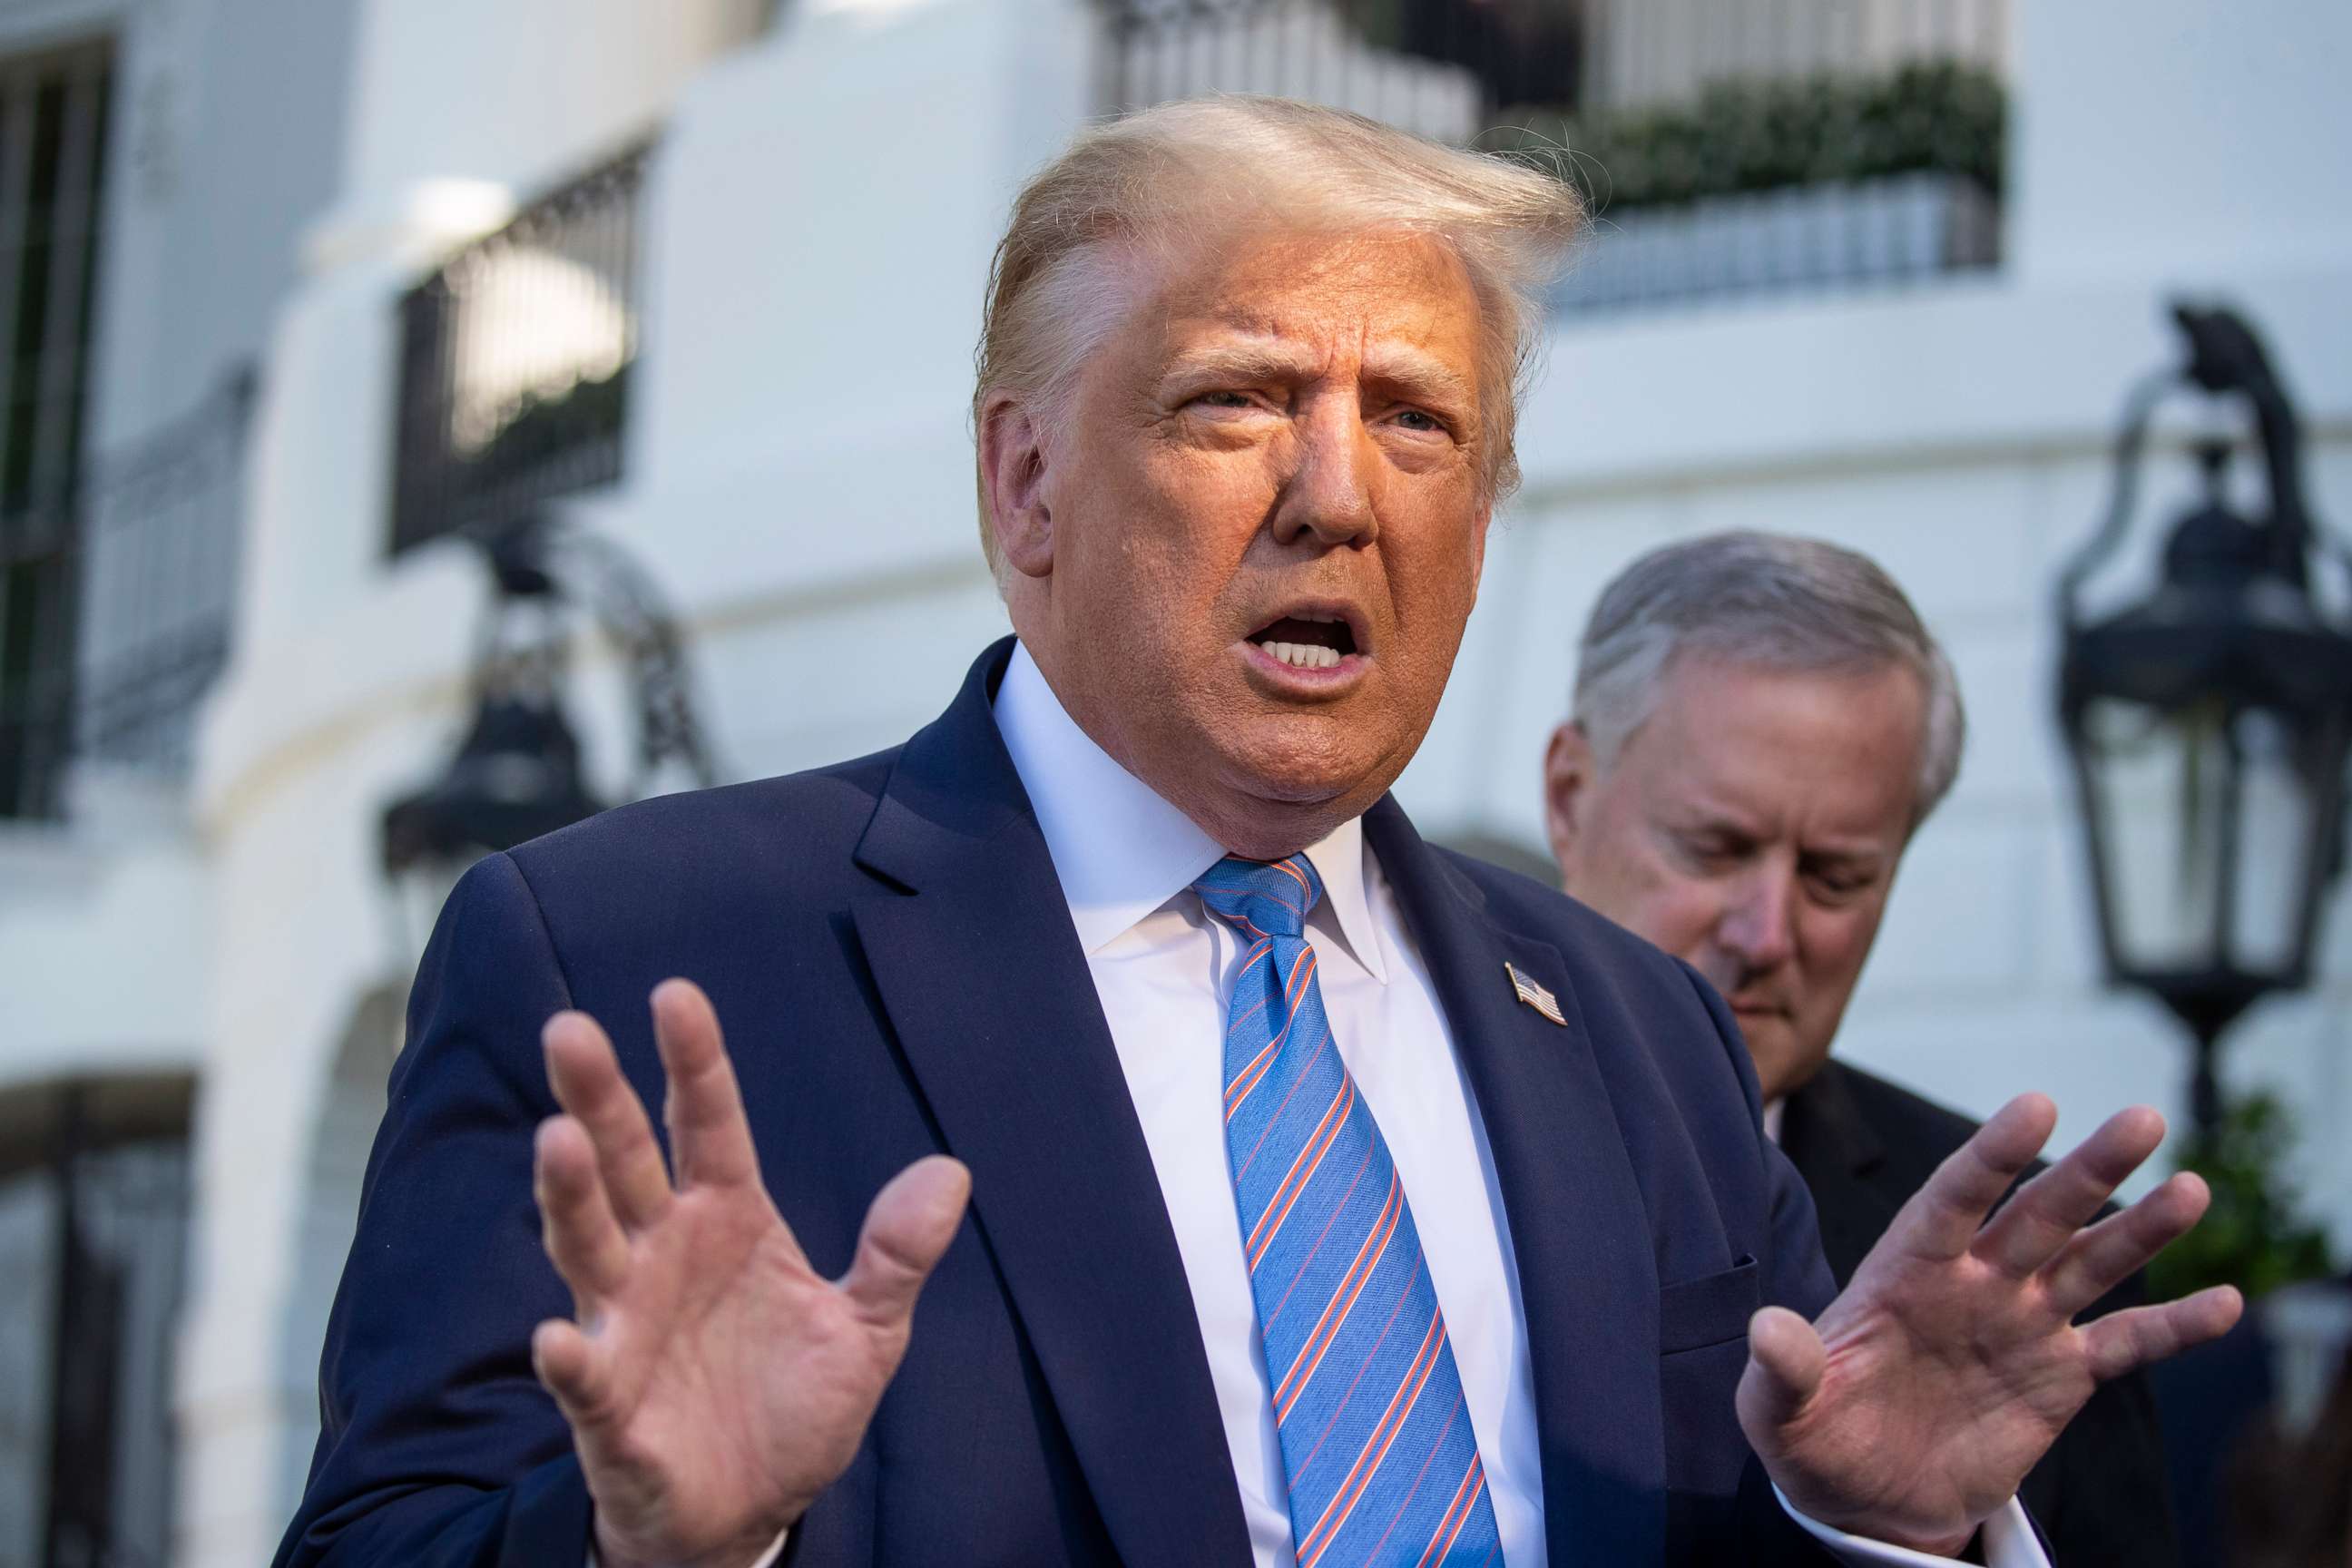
[2056,304,2352,1138]
[380,515,718,937]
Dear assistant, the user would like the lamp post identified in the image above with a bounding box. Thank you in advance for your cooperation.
[380,515,717,935]
[2056,303,2352,1141]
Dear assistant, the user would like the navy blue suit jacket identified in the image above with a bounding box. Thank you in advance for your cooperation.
[278,638,1840,1567]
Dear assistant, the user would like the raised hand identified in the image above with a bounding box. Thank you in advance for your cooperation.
[530,978,970,1568]
[1740,1094,2241,1555]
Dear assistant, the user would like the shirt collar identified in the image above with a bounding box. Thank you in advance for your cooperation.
[992,640,1389,983]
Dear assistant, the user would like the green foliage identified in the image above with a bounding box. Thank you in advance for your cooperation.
[2147,1090,2338,1303]
[1490,61,2005,215]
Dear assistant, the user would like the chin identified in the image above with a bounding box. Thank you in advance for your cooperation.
[1220,711,1393,806]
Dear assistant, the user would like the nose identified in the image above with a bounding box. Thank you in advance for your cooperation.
[1716,865,1797,976]
[1269,395,1378,549]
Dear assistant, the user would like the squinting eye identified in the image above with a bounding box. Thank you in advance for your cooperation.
[1195,391,1255,409]
[1394,408,1446,434]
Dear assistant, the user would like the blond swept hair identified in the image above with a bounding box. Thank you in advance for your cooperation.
[971,95,1583,579]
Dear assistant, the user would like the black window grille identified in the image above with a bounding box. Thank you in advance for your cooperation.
[74,368,257,777]
[1097,0,1586,144]
[1094,1,2007,314]
[0,1077,192,1568]
[390,142,651,556]
[0,39,112,821]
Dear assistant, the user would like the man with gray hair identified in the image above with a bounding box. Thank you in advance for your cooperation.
[1544,530,2175,1563]
[284,103,2232,1568]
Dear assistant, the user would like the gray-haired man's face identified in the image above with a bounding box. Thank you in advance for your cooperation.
[1543,653,1927,1101]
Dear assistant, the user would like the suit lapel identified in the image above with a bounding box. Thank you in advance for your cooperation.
[1780,1063,1896,1287]
[1365,799,1667,1568]
[1782,1062,1886,1181]
[850,641,1251,1568]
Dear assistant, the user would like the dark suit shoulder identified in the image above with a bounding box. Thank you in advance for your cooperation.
[1826,1063,1983,1163]
[509,748,898,880]
[488,750,906,1032]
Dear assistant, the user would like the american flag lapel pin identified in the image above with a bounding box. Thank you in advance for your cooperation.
[1504,961,1567,1026]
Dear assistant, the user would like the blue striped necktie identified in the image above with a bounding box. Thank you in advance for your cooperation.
[1194,854,1501,1567]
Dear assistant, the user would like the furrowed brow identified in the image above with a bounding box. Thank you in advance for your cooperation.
[1362,346,1476,414]
[1160,341,1319,387]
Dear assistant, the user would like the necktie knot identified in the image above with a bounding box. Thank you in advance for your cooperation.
[1192,854,1323,942]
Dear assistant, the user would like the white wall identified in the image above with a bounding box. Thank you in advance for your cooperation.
[87,0,363,446]
[2012,0,2352,286]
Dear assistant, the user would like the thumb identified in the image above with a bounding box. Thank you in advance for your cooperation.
[841,1155,972,1328]
[1737,1305,1826,1440]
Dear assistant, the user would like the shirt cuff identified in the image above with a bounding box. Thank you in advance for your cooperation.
[585,1528,791,1568]
[1773,1486,2051,1568]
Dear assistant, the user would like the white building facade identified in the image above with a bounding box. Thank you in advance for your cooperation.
[0,0,2347,1561]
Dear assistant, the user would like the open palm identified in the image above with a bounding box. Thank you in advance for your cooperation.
[530,979,970,1568]
[1740,1094,2241,1555]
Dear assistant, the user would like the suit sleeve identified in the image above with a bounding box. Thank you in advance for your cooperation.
[272,851,596,1568]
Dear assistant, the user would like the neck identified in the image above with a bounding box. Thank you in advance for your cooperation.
[1015,627,1380,859]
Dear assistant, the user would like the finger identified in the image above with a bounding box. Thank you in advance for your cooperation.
[533,1317,617,1430]
[1887,1093,2058,1261]
[2043,1171,2211,1318]
[534,1116,632,1309]
[544,1010,674,1230]
[651,978,760,1191]
[2081,1286,2244,1381]
[1972,1104,2166,1279]
[1735,1306,1826,1436]
[841,1156,973,1329]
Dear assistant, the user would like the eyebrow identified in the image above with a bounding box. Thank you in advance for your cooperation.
[1160,337,1478,414]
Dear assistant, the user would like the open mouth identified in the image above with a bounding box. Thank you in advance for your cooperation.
[1245,612,1361,672]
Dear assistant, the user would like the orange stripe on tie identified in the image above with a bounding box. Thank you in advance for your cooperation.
[1246,1076,1353,1269]
[1358,1389,1470,1564]
[1273,1171,1402,1419]
[1298,1310,1448,1566]
[1414,1455,1486,1568]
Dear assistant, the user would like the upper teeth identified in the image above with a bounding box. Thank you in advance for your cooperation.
[1264,641,1340,670]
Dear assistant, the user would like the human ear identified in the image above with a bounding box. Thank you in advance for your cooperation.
[1543,720,1595,879]
[979,395,1054,580]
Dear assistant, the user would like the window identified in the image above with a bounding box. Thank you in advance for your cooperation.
[0,39,112,820]
[0,1077,191,1568]
[390,142,647,555]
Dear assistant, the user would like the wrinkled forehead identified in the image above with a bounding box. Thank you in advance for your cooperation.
[1624,653,1930,819]
[1097,221,1490,389]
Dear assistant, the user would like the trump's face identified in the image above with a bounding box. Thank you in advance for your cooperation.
[984,227,1494,858]
[1544,657,1925,1101]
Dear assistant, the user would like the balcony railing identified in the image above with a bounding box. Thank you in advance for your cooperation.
[1583,0,2004,112]
[74,369,257,778]
[390,142,651,555]
[0,371,254,820]
[1094,0,2007,316]
[1098,0,1582,144]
